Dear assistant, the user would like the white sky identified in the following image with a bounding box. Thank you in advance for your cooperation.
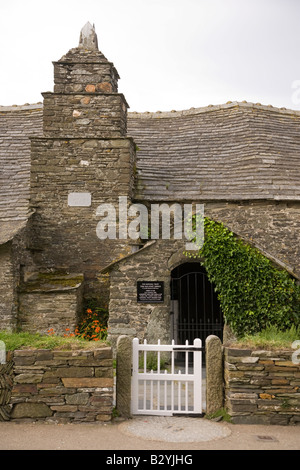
[0,0,300,112]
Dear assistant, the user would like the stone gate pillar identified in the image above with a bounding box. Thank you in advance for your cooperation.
[205,335,223,415]
[116,335,132,418]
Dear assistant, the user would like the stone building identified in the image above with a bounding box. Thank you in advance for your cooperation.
[0,23,299,348]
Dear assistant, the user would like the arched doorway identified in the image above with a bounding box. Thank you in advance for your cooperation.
[170,262,223,346]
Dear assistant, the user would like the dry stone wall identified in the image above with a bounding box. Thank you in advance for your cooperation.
[224,347,300,425]
[8,347,113,423]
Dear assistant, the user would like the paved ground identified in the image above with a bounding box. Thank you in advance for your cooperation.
[0,416,299,451]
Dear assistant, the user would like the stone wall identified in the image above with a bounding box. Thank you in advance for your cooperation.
[107,239,187,349]
[224,347,300,425]
[18,273,84,335]
[205,201,300,280]
[0,222,38,331]
[0,356,14,421]
[0,243,15,330]
[7,347,113,423]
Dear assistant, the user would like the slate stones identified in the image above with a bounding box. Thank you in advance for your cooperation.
[79,22,99,51]
[224,347,300,425]
[9,347,114,422]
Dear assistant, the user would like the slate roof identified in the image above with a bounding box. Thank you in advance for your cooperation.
[0,104,42,242]
[128,102,300,202]
[0,100,300,243]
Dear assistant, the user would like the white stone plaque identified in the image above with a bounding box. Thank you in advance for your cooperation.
[68,192,91,207]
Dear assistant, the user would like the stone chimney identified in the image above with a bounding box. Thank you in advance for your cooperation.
[29,23,136,302]
[42,22,127,138]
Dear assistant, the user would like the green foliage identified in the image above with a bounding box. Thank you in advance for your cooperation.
[234,324,300,349]
[186,218,300,337]
[205,407,232,423]
[83,299,109,327]
[0,330,94,351]
[139,352,168,371]
[76,308,108,342]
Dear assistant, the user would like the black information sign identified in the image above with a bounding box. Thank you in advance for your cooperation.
[137,281,164,303]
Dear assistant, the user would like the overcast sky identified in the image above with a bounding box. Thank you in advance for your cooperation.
[0,0,300,112]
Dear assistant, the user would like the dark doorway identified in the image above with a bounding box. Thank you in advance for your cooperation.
[170,262,223,347]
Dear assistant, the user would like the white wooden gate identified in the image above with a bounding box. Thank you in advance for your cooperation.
[131,338,203,416]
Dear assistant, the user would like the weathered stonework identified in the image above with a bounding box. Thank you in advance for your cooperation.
[0,221,37,331]
[206,335,223,415]
[29,136,135,275]
[105,200,300,349]
[0,243,15,330]
[53,49,119,95]
[204,201,300,280]
[18,273,84,335]
[224,347,300,425]
[0,357,14,421]
[116,335,132,418]
[26,28,136,313]
[42,92,127,138]
[105,239,188,349]
[8,347,113,423]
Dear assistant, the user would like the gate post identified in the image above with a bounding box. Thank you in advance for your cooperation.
[205,335,223,415]
[116,335,132,418]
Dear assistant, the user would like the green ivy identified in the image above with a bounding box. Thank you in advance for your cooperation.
[186,218,300,337]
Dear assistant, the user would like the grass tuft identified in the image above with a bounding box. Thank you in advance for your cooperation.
[0,330,108,351]
[231,324,300,350]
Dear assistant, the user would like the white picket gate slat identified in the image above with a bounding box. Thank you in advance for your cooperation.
[131,338,203,416]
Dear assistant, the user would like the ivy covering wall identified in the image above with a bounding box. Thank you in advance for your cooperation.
[187,218,300,337]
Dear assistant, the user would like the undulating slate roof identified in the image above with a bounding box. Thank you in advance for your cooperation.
[128,102,300,202]
[0,100,300,243]
[0,104,42,242]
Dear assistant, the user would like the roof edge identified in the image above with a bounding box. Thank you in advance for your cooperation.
[101,240,157,273]
[0,218,29,245]
[128,101,300,119]
[0,103,42,112]
[1,100,300,117]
